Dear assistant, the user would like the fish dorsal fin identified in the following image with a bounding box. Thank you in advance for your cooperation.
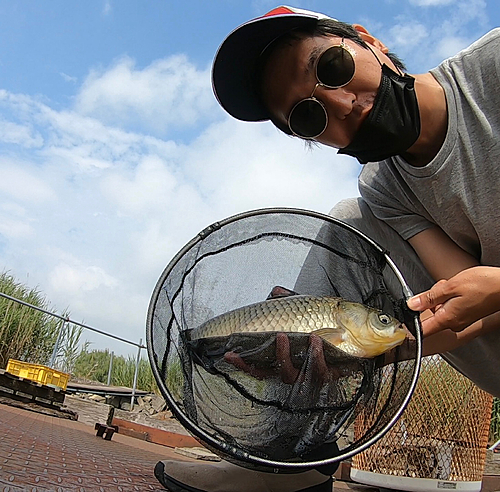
[312,327,346,346]
[266,286,298,299]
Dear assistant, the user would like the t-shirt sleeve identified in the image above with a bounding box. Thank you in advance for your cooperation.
[358,161,437,241]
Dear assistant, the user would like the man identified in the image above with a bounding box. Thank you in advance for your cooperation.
[155,5,500,491]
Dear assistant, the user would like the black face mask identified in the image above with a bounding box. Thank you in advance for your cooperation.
[338,64,421,164]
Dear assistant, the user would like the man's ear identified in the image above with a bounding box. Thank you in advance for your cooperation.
[353,24,389,54]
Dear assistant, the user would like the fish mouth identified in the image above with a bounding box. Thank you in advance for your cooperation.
[380,322,404,335]
[392,323,409,342]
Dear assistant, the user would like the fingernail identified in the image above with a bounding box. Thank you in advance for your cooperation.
[407,296,421,310]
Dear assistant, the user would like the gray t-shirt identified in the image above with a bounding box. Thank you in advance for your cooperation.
[358,28,500,396]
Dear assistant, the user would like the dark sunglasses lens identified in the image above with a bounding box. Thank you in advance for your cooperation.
[317,46,355,87]
[289,99,327,138]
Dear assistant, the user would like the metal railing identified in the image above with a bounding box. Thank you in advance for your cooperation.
[0,291,146,410]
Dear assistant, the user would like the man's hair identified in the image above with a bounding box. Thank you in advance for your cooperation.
[256,19,406,137]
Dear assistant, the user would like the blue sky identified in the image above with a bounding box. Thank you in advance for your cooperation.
[0,0,497,356]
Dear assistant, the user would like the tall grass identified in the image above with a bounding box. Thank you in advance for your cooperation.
[73,348,158,394]
[56,323,88,374]
[0,271,62,368]
[0,271,157,393]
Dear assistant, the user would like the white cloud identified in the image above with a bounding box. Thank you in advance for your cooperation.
[102,0,112,16]
[0,215,33,240]
[389,23,428,48]
[0,51,361,355]
[382,0,488,71]
[409,0,455,6]
[102,154,180,213]
[60,72,77,84]
[183,118,359,216]
[74,55,217,136]
[49,261,118,296]
[0,119,43,147]
[443,0,488,32]
[0,160,56,203]
[435,36,470,59]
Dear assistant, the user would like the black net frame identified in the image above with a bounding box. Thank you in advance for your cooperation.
[147,208,422,470]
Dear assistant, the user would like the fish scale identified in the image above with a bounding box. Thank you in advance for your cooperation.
[189,295,407,358]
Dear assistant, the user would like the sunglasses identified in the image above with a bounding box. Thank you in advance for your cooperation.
[287,40,355,139]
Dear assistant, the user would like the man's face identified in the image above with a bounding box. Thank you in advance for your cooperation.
[261,35,386,149]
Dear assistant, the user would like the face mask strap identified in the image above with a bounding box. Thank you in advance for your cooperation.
[364,41,404,77]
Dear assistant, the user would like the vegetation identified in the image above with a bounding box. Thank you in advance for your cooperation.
[0,271,62,368]
[72,348,158,394]
[0,270,156,393]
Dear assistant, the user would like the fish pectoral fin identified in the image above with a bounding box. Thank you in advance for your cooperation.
[312,327,346,346]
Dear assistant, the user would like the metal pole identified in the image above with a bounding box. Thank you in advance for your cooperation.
[49,319,67,368]
[489,438,500,452]
[130,338,142,411]
[106,351,114,386]
[0,291,146,350]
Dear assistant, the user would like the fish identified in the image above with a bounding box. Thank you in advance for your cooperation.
[188,295,407,358]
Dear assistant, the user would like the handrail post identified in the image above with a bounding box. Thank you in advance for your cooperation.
[49,319,67,368]
[130,338,142,411]
[106,351,114,386]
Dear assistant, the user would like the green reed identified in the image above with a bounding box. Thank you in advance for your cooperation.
[0,271,62,368]
[73,348,158,394]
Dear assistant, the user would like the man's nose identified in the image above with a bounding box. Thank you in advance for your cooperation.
[317,87,355,119]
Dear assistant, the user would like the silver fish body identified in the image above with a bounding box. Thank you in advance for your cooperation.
[189,295,406,358]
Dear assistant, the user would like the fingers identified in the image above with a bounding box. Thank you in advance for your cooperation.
[407,267,500,336]
[223,351,272,380]
[419,305,457,337]
[309,334,329,382]
[225,333,331,385]
[276,333,300,384]
[223,334,300,383]
[407,279,464,336]
[407,279,450,312]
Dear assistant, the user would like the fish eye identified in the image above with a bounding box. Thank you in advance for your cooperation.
[377,314,392,326]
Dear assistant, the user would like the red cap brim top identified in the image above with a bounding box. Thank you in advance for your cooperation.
[212,6,332,122]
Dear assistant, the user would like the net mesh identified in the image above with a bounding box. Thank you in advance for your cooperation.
[352,355,493,480]
[147,209,421,469]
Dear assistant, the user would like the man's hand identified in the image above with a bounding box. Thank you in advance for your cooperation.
[224,333,329,384]
[407,266,500,336]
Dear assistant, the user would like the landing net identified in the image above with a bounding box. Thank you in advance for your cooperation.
[147,208,421,470]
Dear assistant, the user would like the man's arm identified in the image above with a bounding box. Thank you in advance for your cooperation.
[408,226,478,279]
[406,227,500,350]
